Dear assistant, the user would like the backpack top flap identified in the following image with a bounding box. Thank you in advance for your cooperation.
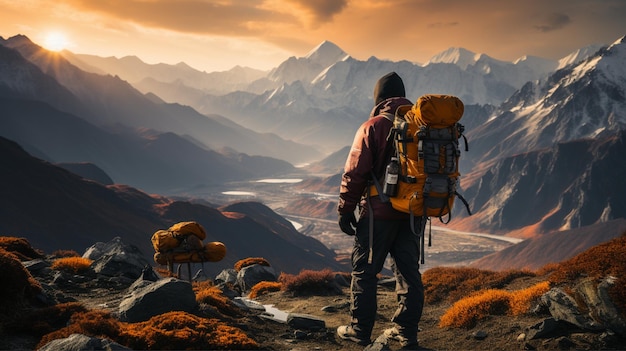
[168,221,207,240]
[411,94,464,128]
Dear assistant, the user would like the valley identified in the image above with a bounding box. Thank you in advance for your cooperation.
[188,176,521,272]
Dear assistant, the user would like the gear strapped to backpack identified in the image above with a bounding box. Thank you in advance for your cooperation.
[370,94,472,262]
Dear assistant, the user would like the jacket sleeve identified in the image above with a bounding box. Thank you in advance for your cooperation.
[338,121,376,214]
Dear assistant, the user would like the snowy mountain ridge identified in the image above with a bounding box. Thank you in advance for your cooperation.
[467,35,626,167]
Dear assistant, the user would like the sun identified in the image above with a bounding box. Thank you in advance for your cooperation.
[43,31,69,52]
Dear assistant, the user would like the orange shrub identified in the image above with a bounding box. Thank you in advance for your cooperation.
[193,281,240,317]
[234,257,270,272]
[439,281,551,329]
[51,257,93,274]
[36,309,258,350]
[535,262,560,276]
[423,267,535,304]
[279,269,341,296]
[0,247,42,314]
[8,302,88,346]
[548,233,626,283]
[36,309,120,349]
[0,236,44,260]
[249,281,282,299]
[509,281,551,316]
[120,311,258,350]
[439,289,511,328]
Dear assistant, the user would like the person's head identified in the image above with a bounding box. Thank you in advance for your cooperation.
[373,72,405,106]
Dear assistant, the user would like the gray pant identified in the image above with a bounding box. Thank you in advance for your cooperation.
[349,218,424,339]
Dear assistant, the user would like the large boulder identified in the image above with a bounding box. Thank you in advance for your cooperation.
[38,333,130,351]
[117,278,197,322]
[577,276,626,336]
[540,287,602,331]
[236,264,277,292]
[83,237,150,279]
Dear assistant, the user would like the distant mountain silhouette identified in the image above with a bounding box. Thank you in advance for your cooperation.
[56,162,114,185]
[0,136,347,276]
[0,97,296,194]
[1,35,321,164]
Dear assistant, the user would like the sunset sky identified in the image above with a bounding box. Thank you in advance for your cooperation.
[1,0,625,72]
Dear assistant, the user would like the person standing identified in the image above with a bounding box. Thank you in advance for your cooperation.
[336,72,424,349]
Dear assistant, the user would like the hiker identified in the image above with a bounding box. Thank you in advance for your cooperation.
[337,72,424,349]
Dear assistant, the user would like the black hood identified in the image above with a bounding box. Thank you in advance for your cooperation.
[373,72,406,105]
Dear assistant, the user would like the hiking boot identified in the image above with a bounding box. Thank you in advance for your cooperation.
[337,325,371,346]
[384,327,418,348]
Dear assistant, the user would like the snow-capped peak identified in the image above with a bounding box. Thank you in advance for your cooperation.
[427,47,481,69]
[557,43,605,70]
[304,40,349,67]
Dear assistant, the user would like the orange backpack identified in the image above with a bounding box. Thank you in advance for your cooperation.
[391,94,471,219]
[151,221,226,268]
[371,94,471,220]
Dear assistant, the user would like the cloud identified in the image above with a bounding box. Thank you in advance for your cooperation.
[71,0,297,36]
[534,12,571,32]
[285,0,348,22]
[428,22,460,29]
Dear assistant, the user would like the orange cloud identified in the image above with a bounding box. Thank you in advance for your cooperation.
[67,0,297,36]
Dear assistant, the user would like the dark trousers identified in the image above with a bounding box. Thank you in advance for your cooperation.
[350,218,424,338]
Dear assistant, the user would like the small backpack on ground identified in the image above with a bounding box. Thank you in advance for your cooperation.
[370,94,472,262]
[151,221,207,253]
[151,221,226,272]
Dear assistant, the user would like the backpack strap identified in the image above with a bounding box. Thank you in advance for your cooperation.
[366,185,374,265]
[369,171,389,203]
[455,191,472,216]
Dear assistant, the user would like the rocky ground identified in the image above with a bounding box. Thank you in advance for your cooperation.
[250,280,622,351]
[2,233,625,351]
[15,270,622,351]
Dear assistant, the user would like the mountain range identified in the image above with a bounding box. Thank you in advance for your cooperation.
[1,32,626,272]
[66,40,572,152]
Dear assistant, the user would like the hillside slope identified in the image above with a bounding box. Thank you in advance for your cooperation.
[0,136,346,275]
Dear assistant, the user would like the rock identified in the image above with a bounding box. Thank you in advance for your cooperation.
[472,330,488,340]
[526,318,563,340]
[286,313,326,331]
[364,334,390,351]
[321,305,338,313]
[540,288,602,331]
[215,268,238,284]
[523,342,537,350]
[38,333,131,351]
[236,264,277,292]
[232,297,266,312]
[22,258,51,273]
[138,265,160,282]
[378,277,396,289]
[517,333,527,342]
[118,277,197,322]
[577,276,626,336]
[84,237,150,279]
[556,336,576,349]
[217,282,240,299]
[293,330,308,339]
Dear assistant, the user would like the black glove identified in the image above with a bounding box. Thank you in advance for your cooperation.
[338,212,357,235]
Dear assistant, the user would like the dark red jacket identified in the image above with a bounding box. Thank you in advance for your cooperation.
[338,97,412,220]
